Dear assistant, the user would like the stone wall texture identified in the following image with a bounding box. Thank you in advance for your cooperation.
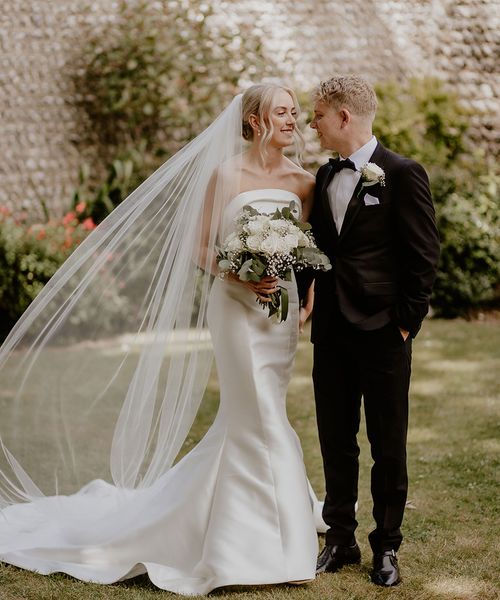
[1,0,498,214]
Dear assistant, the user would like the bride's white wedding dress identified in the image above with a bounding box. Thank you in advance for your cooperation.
[0,189,323,595]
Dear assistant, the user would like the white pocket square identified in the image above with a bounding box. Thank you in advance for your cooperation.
[363,193,380,206]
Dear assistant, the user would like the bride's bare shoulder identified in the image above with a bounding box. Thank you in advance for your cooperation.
[283,158,315,198]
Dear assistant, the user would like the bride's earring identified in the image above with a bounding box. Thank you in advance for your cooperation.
[257,128,261,137]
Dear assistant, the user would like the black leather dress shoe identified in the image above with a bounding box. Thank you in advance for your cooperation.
[371,550,401,586]
[316,542,361,574]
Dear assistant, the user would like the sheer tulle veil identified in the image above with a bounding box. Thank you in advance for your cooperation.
[0,94,251,505]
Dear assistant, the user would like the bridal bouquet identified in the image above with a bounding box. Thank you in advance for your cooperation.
[217,203,331,322]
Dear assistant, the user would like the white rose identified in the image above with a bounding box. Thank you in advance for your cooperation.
[246,219,265,235]
[269,218,288,232]
[227,236,243,252]
[298,231,311,247]
[283,233,299,250]
[362,162,384,182]
[276,238,292,254]
[260,232,281,254]
[246,234,263,252]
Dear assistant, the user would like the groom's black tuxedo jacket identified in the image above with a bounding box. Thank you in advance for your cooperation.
[305,141,440,342]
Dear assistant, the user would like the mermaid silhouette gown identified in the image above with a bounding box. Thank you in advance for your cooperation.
[0,189,324,595]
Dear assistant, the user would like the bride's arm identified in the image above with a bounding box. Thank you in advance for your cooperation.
[197,171,220,276]
[197,172,278,301]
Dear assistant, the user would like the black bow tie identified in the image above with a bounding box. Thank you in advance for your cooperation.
[329,157,356,174]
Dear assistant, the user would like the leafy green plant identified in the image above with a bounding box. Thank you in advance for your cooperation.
[0,207,96,337]
[374,78,469,169]
[433,171,500,316]
[71,144,148,224]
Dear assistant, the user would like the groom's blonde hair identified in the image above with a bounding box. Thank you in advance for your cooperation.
[313,75,377,119]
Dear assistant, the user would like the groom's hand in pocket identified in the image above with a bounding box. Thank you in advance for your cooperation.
[399,327,410,341]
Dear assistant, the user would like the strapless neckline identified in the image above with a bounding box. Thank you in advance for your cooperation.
[231,188,301,204]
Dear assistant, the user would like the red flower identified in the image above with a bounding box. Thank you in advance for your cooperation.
[37,229,46,240]
[75,202,86,214]
[82,217,96,231]
[62,212,77,225]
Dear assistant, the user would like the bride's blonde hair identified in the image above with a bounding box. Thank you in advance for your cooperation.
[242,84,305,163]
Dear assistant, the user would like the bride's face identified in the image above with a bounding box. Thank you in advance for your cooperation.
[266,90,298,148]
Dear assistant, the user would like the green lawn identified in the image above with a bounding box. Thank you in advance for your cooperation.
[1,319,499,600]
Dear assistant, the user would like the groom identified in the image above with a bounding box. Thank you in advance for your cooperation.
[307,75,440,586]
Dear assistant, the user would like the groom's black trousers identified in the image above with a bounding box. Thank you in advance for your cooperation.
[313,310,411,553]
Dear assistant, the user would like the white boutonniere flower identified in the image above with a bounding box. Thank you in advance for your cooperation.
[358,162,385,196]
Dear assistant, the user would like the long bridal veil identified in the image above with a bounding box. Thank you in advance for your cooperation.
[0,95,246,506]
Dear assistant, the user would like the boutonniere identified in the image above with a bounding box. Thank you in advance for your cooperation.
[357,162,385,197]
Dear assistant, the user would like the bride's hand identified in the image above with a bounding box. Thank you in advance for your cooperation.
[226,273,278,302]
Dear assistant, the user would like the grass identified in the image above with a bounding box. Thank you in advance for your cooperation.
[1,319,499,600]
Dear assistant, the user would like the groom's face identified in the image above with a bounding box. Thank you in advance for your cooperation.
[310,101,343,152]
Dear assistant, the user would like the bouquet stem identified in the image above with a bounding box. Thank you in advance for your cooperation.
[257,285,289,322]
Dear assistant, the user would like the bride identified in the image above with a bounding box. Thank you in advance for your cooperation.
[0,83,323,595]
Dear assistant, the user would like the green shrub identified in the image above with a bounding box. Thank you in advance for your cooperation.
[433,171,500,316]
[0,207,96,337]
[374,78,469,169]
[71,145,148,225]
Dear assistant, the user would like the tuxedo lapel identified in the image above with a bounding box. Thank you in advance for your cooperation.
[338,142,387,243]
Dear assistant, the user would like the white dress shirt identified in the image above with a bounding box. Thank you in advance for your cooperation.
[328,135,378,233]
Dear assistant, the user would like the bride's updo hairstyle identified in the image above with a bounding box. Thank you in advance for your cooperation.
[242,83,305,162]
